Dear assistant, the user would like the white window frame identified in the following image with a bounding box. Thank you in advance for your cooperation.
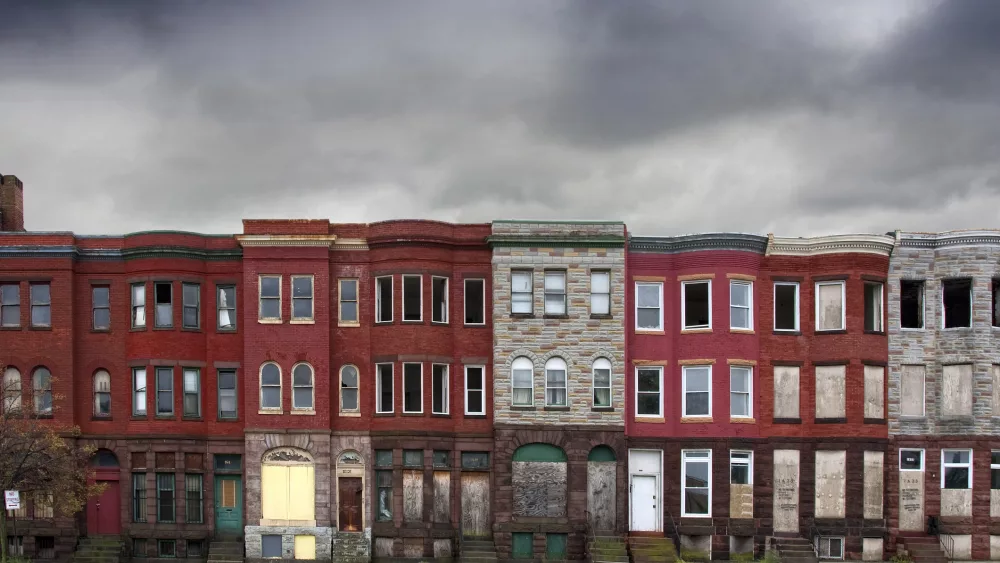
[681,279,712,330]
[681,449,712,517]
[375,276,393,323]
[132,367,146,416]
[511,270,533,314]
[511,356,534,407]
[773,281,800,332]
[544,357,568,407]
[941,449,972,489]
[729,280,753,330]
[464,365,486,416]
[402,275,423,322]
[682,365,712,417]
[259,362,282,412]
[402,362,423,413]
[543,270,567,316]
[635,366,663,418]
[816,537,844,560]
[375,363,394,414]
[463,278,486,325]
[291,362,315,411]
[339,364,360,414]
[898,448,925,472]
[258,275,282,323]
[635,282,663,331]
[592,357,612,408]
[864,281,884,332]
[815,280,846,331]
[338,279,359,325]
[591,271,611,316]
[431,276,449,324]
[941,278,973,329]
[730,450,753,485]
[730,365,752,419]
[290,275,315,322]
[182,368,200,417]
[432,363,449,415]
[991,451,1000,490]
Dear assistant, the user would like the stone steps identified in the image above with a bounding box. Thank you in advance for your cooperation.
[901,536,948,563]
[773,536,817,563]
[628,536,678,563]
[74,535,121,563]
[460,538,497,563]
[588,534,628,563]
[207,539,243,563]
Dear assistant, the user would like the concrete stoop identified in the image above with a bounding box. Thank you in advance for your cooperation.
[207,540,244,563]
[773,536,817,563]
[588,535,628,563]
[900,536,948,563]
[460,539,497,563]
[74,535,122,563]
[627,536,678,563]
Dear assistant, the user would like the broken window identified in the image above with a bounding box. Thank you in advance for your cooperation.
[900,365,925,416]
[942,364,973,416]
[682,280,711,329]
[942,278,972,328]
[993,279,1000,327]
[544,271,567,315]
[154,282,173,327]
[464,279,485,324]
[864,282,883,332]
[899,449,923,471]
[773,282,799,331]
[900,280,924,329]
[432,277,448,323]
[375,276,393,323]
[816,537,843,560]
[942,449,972,489]
[992,452,1000,490]
[432,364,448,414]
[815,281,844,331]
[403,363,422,413]
[730,451,752,485]
[402,275,422,321]
[376,364,393,413]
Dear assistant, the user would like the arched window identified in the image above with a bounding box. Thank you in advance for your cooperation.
[94,370,111,417]
[592,358,612,408]
[511,357,534,407]
[261,447,315,525]
[340,365,359,413]
[588,445,617,462]
[260,363,281,410]
[544,357,568,407]
[3,368,21,412]
[33,367,52,415]
[292,363,314,410]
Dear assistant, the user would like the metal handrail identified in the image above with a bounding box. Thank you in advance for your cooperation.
[665,511,681,557]
[938,533,954,560]
[808,525,820,558]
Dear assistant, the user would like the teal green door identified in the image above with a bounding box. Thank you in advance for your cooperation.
[512,533,533,559]
[214,476,242,536]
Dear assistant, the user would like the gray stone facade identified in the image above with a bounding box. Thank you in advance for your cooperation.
[888,231,1000,435]
[490,221,627,425]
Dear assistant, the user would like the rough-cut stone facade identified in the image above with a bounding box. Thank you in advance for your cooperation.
[887,231,1000,560]
[490,222,627,561]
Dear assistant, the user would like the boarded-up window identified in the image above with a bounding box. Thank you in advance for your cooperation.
[814,450,846,518]
[155,452,175,468]
[773,366,800,419]
[863,365,885,419]
[815,365,846,419]
[433,471,450,523]
[815,281,845,331]
[993,366,1000,416]
[403,470,423,523]
[185,453,203,470]
[942,364,973,416]
[512,444,567,518]
[900,365,926,417]
[863,451,884,519]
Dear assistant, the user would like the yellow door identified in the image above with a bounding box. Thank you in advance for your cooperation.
[288,465,315,521]
[294,535,316,560]
[261,465,289,521]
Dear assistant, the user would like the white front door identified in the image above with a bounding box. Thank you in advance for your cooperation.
[630,474,659,532]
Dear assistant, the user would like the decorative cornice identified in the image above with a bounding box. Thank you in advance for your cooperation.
[0,245,242,261]
[766,234,895,257]
[235,234,337,248]
[895,230,1000,249]
[629,233,768,254]
[331,238,369,251]
[487,235,625,249]
[366,235,486,250]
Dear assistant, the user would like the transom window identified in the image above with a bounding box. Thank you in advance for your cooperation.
[635,367,662,417]
[682,365,711,417]
[592,358,612,408]
[682,450,711,516]
[512,357,534,407]
[635,282,663,330]
[260,363,281,410]
[682,280,711,330]
[544,357,568,407]
[942,449,972,489]
[292,363,314,410]
[544,271,567,315]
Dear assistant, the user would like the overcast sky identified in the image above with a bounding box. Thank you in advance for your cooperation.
[2,0,998,236]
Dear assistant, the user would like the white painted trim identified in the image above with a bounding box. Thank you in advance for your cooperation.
[463,278,487,326]
[464,365,486,415]
[940,449,972,489]
[544,357,568,407]
[898,448,925,471]
[815,280,846,332]
[628,448,663,533]
[375,276,393,323]
[236,234,337,247]
[682,364,712,418]
[402,362,424,413]
[431,276,449,324]
[634,366,663,418]
[511,356,535,407]
[681,279,712,330]
[729,279,753,330]
[635,281,664,331]
[681,449,712,517]
[375,363,394,414]
[432,363,449,415]
[773,281,800,332]
[730,365,752,419]
[402,275,423,322]
[592,357,613,409]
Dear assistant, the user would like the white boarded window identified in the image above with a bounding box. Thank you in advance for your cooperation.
[773,366,800,419]
[545,357,568,406]
[511,357,534,407]
[815,281,845,331]
[814,450,846,518]
[730,280,752,330]
[730,365,751,418]
[942,364,973,416]
[635,282,663,330]
[863,365,885,419]
[900,365,926,417]
[682,365,711,417]
[815,365,846,419]
[592,358,612,408]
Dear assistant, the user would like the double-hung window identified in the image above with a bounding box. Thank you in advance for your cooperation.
[511,357,534,407]
[403,363,422,413]
[432,364,449,414]
[544,357,568,406]
[730,280,752,330]
[259,363,281,410]
[30,283,51,327]
[217,285,236,330]
[464,279,485,325]
[544,271,567,315]
[730,365,751,418]
[815,281,845,331]
[131,283,146,328]
[635,367,662,417]
[942,449,972,489]
[864,282,883,332]
[185,474,203,523]
[153,282,172,328]
[93,370,111,417]
[682,450,712,516]
[182,283,200,329]
[375,451,393,521]
[292,363,314,410]
[156,473,175,523]
[92,286,110,330]
[291,276,314,321]
[773,282,799,331]
[339,279,359,324]
[132,473,147,522]
[402,275,422,321]
[33,367,52,415]
[182,368,200,417]
[155,367,173,416]
[511,271,533,314]
[258,276,281,322]
[375,276,393,323]
[464,366,485,415]
[730,451,752,485]
[682,280,711,330]
[635,282,662,330]
[0,284,19,327]
[432,277,448,323]
[683,365,711,417]
[217,369,237,419]
[592,358,612,408]
[340,365,359,413]
[132,367,147,416]
[376,364,394,413]
[591,271,610,315]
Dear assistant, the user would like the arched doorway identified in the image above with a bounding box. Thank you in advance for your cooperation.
[336,451,365,532]
[260,447,315,526]
[86,449,121,535]
[587,445,617,532]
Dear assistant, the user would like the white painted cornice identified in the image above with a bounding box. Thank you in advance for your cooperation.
[331,238,369,251]
[235,234,338,248]
[766,233,895,257]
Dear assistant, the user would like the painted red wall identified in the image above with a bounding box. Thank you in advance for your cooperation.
[626,249,762,439]
[759,253,889,439]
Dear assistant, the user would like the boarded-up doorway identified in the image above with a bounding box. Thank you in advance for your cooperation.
[587,445,617,533]
[461,473,490,538]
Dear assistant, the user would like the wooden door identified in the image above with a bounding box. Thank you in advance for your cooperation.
[587,461,617,532]
[87,481,121,535]
[460,473,490,539]
[214,476,243,536]
[338,477,363,532]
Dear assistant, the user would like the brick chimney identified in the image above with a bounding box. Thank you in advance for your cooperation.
[0,174,25,231]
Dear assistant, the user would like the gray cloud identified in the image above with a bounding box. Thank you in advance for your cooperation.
[1,0,998,236]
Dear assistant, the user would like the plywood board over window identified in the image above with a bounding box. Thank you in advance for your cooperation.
[900,365,926,417]
[773,366,800,419]
[815,365,846,419]
[942,364,973,416]
[863,365,885,419]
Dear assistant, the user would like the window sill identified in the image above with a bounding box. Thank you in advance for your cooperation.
[543,314,569,319]
[29,325,53,331]
[182,416,203,421]
[592,406,615,412]
[940,415,974,422]
[680,416,713,423]
[511,405,536,411]
[374,320,394,325]
[130,326,147,332]
[773,330,801,336]
[815,417,847,424]
[730,328,754,334]
[680,327,712,334]
[815,329,847,335]
[941,327,972,331]
[257,319,283,324]
[34,413,54,419]
[289,319,315,325]
[373,412,395,417]
[863,330,885,335]
[217,327,238,333]
[864,418,886,424]
[152,326,175,331]
[431,413,452,418]
[131,415,148,420]
[91,416,113,421]
[257,409,283,415]
[181,327,202,332]
[773,417,801,424]
[339,411,362,417]
[730,417,756,424]
[900,327,925,331]
[431,321,450,326]
[510,313,535,319]
[217,416,239,422]
[463,322,488,328]
[91,328,111,333]
[0,326,22,330]
[338,321,361,328]
[464,414,487,419]
[290,409,316,415]
[900,415,927,421]
[544,406,570,411]
[635,328,665,334]
[590,314,613,320]
[401,411,424,416]
[401,319,424,324]
[635,416,665,423]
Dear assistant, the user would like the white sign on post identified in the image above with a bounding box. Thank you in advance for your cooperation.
[5,490,20,510]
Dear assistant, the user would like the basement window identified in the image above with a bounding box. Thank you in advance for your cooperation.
[402,275,422,321]
[375,276,393,323]
[942,279,972,328]
[154,282,173,328]
[816,537,844,560]
[773,282,799,331]
[864,282,883,332]
[261,536,281,559]
[432,276,448,323]
[157,539,176,558]
[682,280,711,330]
[900,280,924,329]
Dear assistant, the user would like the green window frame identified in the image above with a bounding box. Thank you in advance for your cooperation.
[156,473,175,523]
[132,473,147,523]
[185,474,203,523]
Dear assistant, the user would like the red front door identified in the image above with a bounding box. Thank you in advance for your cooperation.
[87,481,121,535]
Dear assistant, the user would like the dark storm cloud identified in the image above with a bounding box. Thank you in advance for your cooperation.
[1,0,998,235]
